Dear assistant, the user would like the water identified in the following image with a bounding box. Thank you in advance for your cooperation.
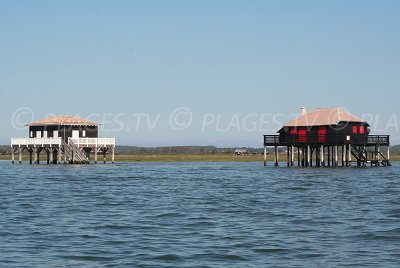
[1,161,399,267]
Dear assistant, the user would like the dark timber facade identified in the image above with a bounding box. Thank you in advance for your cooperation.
[263,108,391,167]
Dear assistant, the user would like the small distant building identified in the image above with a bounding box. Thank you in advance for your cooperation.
[11,115,116,164]
[235,148,248,155]
[264,108,391,167]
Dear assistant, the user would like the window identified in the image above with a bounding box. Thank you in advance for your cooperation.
[318,127,326,142]
[83,130,86,137]
[352,126,358,134]
[359,126,365,134]
[298,129,307,142]
[290,128,298,135]
[30,131,33,138]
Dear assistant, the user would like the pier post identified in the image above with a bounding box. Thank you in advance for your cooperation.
[263,146,267,166]
[341,145,345,167]
[94,147,98,164]
[47,149,50,165]
[29,149,33,164]
[274,145,278,167]
[297,147,300,167]
[321,145,324,167]
[327,146,330,167]
[387,146,390,162]
[377,146,380,163]
[12,147,15,164]
[34,148,38,164]
[287,146,290,167]
[291,146,294,167]
[103,150,107,164]
[64,145,67,164]
[348,144,352,166]
[49,148,53,164]
[18,147,22,164]
[58,148,62,164]
[307,145,310,167]
[334,145,338,167]
[112,147,115,164]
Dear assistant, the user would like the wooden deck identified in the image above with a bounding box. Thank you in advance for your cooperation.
[263,135,391,167]
[11,137,116,164]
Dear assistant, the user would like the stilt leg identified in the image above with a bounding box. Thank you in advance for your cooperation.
[49,148,53,164]
[112,147,115,164]
[264,146,267,166]
[95,147,98,164]
[348,144,352,166]
[335,145,338,167]
[291,146,294,167]
[274,146,278,167]
[12,147,15,164]
[297,148,300,167]
[321,145,324,167]
[18,147,22,164]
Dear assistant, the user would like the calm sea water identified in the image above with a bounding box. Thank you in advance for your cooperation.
[0,161,399,267]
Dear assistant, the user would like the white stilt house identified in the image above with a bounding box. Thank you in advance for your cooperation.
[11,115,116,164]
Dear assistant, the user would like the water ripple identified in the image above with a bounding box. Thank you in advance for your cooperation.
[1,161,399,267]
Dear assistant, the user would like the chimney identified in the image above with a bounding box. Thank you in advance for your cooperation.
[300,107,307,115]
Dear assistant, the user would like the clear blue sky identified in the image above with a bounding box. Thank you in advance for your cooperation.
[1,0,399,146]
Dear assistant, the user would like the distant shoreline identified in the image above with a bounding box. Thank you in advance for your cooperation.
[1,154,399,163]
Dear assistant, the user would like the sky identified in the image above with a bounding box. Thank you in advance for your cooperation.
[1,0,400,147]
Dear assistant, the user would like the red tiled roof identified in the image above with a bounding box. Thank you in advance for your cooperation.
[283,108,365,127]
[27,115,99,126]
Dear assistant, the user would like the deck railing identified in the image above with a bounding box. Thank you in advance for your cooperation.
[11,138,62,146]
[367,135,390,146]
[263,135,280,146]
[264,134,390,146]
[69,138,116,147]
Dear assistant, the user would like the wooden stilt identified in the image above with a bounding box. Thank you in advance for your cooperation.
[274,146,278,166]
[387,146,390,162]
[297,147,300,167]
[291,146,294,166]
[12,147,15,164]
[321,145,325,167]
[94,147,98,164]
[58,148,62,164]
[112,147,115,164]
[18,147,22,164]
[307,145,310,167]
[377,146,380,162]
[49,148,53,164]
[341,145,345,167]
[334,145,338,167]
[348,144,352,166]
[103,150,107,164]
[263,146,267,166]
[34,148,38,164]
[36,149,40,164]
[64,144,67,164]
[47,149,50,165]
[287,146,290,167]
[29,149,33,164]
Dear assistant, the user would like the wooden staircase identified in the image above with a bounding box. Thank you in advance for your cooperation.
[61,139,90,164]
[351,145,391,167]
